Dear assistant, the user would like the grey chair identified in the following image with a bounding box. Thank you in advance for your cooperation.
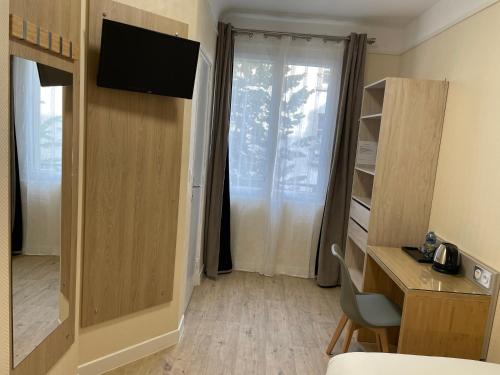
[326,244,402,355]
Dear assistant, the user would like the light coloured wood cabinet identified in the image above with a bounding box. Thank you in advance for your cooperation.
[345,77,448,290]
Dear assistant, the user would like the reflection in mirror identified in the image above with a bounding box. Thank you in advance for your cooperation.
[10,56,71,367]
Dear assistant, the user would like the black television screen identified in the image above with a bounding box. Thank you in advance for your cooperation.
[97,19,200,99]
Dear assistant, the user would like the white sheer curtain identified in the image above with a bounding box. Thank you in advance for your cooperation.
[13,57,62,255]
[229,34,343,277]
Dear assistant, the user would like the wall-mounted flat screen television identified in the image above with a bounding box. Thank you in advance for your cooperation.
[97,19,200,99]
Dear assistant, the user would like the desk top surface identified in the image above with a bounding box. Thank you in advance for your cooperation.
[367,246,488,295]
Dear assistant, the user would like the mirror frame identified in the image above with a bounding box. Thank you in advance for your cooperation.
[8,39,79,375]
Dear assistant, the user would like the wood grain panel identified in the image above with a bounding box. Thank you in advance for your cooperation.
[349,199,370,230]
[344,239,365,291]
[358,118,380,143]
[367,246,487,295]
[360,248,491,360]
[10,48,79,375]
[368,78,448,247]
[9,15,79,60]
[10,0,80,43]
[59,86,73,300]
[347,219,367,253]
[10,40,73,73]
[81,1,188,327]
[351,170,373,203]
[361,85,385,116]
[399,291,490,359]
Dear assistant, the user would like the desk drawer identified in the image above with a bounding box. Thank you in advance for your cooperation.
[348,219,368,252]
[350,199,370,230]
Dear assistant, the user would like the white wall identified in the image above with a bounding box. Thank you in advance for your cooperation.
[402,0,499,52]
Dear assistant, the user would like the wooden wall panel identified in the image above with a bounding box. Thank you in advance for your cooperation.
[10,0,80,43]
[59,87,73,301]
[81,1,188,327]
[368,78,448,247]
[9,45,80,375]
[8,0,80,373]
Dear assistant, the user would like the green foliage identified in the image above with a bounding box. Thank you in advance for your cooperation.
[38,115,62,170]
[230,58,318,191]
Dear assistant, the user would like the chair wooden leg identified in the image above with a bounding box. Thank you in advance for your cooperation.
[377,329,390,353]
[326,313,348,355]
[341,320,356,353]
[375,333,382,352]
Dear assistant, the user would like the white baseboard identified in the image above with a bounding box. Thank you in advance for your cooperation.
[78,315,184,375]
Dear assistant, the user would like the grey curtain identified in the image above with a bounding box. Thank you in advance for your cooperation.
[316,33,367,287]
[203,22,234,279]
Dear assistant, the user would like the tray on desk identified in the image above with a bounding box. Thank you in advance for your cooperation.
[402,246,433,263]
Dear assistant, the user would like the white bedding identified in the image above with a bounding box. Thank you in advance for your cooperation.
[327,353,500,375]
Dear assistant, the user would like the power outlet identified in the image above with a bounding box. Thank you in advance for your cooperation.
[474,265,492,289]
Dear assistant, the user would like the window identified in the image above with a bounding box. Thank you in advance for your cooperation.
[230,58,274,193]
[37,86,63,174]
[229,35,343,201]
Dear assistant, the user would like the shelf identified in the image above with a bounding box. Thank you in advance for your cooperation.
[352,171,374,207]
[348,266,364,291]
[345,237,366,291]
[357,141,378,165]
[347,221,368,254]
[352,195,371,209]
[361,89,384,118]
[360,113,382,120]
[355,165,376,176]
[364,78,386,90]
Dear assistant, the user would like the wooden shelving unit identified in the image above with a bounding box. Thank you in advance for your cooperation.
[352,195,371,209]
[360,113,382,120]
[364,78,386,90]
[344,77,448,291]
[355,165,376,176]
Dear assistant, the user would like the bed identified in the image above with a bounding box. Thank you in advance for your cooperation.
[327,353,500,375]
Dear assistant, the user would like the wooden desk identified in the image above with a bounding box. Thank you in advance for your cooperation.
[359,246,491,360]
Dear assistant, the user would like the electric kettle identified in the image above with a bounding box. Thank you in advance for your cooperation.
[432,243,461,275]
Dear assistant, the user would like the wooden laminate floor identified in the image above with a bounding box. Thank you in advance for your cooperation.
[106,271,363,375]
[12,255,61,366]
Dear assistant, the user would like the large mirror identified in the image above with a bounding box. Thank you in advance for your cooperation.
[10,55,73,367]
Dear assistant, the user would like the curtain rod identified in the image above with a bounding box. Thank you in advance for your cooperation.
[232,27,376,44]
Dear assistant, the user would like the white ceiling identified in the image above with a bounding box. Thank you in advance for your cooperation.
[209,0,442,26]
